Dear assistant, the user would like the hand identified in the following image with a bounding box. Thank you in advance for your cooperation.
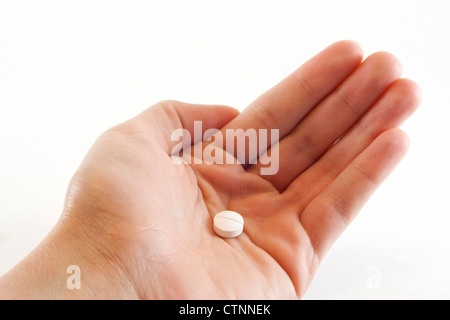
[0,41,421,299]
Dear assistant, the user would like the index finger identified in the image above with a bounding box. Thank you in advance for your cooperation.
[222,40,364,163]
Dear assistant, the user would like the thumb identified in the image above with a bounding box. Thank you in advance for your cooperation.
[131,100,240,153]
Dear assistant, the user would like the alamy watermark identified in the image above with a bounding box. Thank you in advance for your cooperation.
[66,265,81,290]
[170,121,280,175]
[366,265,381,290]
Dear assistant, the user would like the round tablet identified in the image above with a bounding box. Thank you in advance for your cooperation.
[213,211,244,238]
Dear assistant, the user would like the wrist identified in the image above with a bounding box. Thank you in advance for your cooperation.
[0,211,139,299]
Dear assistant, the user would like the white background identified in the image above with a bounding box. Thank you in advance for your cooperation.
[0,0,449,299]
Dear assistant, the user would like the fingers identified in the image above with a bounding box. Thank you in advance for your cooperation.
[284,78,422,207]
[220,40,364,163]
[300,128,410,260]
[249,51,403,190]
[129,100,240,153]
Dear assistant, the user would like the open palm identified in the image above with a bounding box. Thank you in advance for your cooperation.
[65,41,421,299]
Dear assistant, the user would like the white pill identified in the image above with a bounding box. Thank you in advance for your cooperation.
[213,211,244,238]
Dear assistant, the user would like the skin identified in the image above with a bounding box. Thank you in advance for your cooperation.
[0,41,421,299]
